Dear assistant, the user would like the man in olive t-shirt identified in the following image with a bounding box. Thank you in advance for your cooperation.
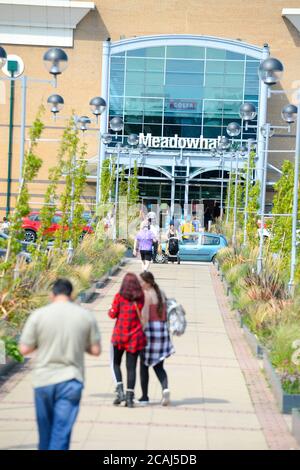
[20,278,101,451]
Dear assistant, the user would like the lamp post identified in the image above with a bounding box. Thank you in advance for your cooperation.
[232,145,247,247]
[109,116,124,240]
[225,122,241,224]
[89,96,107,206]
[127,133,139,195]
[257,57,299,284]
[0,45,68,216]
[243,139,255,247]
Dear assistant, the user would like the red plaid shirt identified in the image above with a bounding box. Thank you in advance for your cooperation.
[108,293,146,353]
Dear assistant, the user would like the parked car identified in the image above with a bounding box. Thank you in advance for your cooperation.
[156,232,228,263]
[0,232,31,263]
[22,212,93,243]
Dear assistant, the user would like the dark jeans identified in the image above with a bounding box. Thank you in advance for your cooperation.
[152,241,158,261]
[140,356,168,399]
[34,379,83,450]
[113,347,139,390]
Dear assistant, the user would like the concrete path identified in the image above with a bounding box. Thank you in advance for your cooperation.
[0,260,298,450]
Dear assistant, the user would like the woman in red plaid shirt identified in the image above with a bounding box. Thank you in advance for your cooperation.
[108,273,148,408]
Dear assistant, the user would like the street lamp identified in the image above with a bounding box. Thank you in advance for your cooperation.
[258,57,284,86]
[0,44,68,217]
[89,96,107,206]
[258,56,300,292]
[43,48,68,83]
[226,122,241,138]
[89,96,106,121]
[109,117,124,240]
[232,145,247,247]
[0,46,7,68]
[77,115,91,132]
[281,104,297,124]
[47,94,64,117]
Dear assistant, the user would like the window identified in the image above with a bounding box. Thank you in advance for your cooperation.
[51,215,62,224]
[29,214,39,221]
[109,43,260,143]
[202,235,220,246]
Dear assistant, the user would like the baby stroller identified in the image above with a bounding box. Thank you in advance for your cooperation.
[166,235,180,264]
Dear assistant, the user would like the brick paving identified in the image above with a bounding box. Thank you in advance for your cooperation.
[0,260,298,450]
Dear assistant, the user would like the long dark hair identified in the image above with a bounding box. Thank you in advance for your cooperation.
[120,273,144,303]
[140,271,164,318]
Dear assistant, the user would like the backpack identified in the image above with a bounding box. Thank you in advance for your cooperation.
[166,298,187,336]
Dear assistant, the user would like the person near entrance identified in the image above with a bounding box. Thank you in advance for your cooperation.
[204,207,212,231]
[19,279,101,450]
[192,212,201,232]
[212,200,221,221]
[133,221,156,271]
[181,216,194,240]
[148,214,160,263]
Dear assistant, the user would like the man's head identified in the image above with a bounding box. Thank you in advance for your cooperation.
[51,278,73,300]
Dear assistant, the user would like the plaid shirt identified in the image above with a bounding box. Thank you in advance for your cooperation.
[108,293,146,353]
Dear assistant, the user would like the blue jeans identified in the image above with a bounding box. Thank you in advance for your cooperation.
[34,379,83,450]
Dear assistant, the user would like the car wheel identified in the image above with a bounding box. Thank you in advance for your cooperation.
[211,255,216,264]
[24,229,37,243]
[155,252,167,264]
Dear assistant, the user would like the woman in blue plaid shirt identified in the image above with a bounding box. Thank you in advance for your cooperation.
[138,271,175,406]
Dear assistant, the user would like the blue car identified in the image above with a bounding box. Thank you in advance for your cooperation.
[156,232,228,263]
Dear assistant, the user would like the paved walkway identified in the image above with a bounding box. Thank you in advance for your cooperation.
[0,260,298,450]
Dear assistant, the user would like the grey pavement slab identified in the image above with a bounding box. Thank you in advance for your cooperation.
[0,260,270,450]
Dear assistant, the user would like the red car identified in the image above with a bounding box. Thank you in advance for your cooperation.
[22,212,93,243]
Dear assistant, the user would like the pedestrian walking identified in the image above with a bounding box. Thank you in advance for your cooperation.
[108,272,148,408]
[138,271,175,406]
[19,279,101,451]
[133,221,155,271]
[148,215,160,263]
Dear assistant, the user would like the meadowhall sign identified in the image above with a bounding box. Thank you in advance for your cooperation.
[139,133,221,150]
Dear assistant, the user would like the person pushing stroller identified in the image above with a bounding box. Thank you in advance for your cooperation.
[166,223,180,264]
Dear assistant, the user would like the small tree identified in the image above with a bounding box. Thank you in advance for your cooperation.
[270,160,295,265]
[0,106,44,278]
[54,118,79,251]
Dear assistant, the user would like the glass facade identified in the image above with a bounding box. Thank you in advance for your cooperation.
[109,45,260,145]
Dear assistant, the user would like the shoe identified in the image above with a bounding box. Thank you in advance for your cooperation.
[161,389,170,406]
[138,396,149,405]
[113,383,125,406]
[125,390,134,408]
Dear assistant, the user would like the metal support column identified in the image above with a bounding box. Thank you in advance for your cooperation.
[184,156,190,217]
[256,44,269,186]
[170,157,175,219]
[257,123,270,274]
[97,40,111,205]
[288,92,300,294]
[19,75,27,184]
[243,140,253,246]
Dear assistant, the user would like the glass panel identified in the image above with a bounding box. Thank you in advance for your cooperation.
[206,61,225,74]
[226,51,245,61]
[205,74,223,86]
[166,72,204,86]
[109,96,123,114]
[127,47,165,57]
[166,59,204,73]
[202,235,220,245]
[206,48,226,59]
[126,57,164,72]
[203,127,222,138]
[143,124,163,136]
[224,74,244,87]
[166,46,205,59]
[224,61,244,74]
[124,123,143,135]
[165,85,203,100]
[203,100,224,115]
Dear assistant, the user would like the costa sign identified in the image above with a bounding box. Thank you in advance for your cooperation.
[139,133,221,150]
